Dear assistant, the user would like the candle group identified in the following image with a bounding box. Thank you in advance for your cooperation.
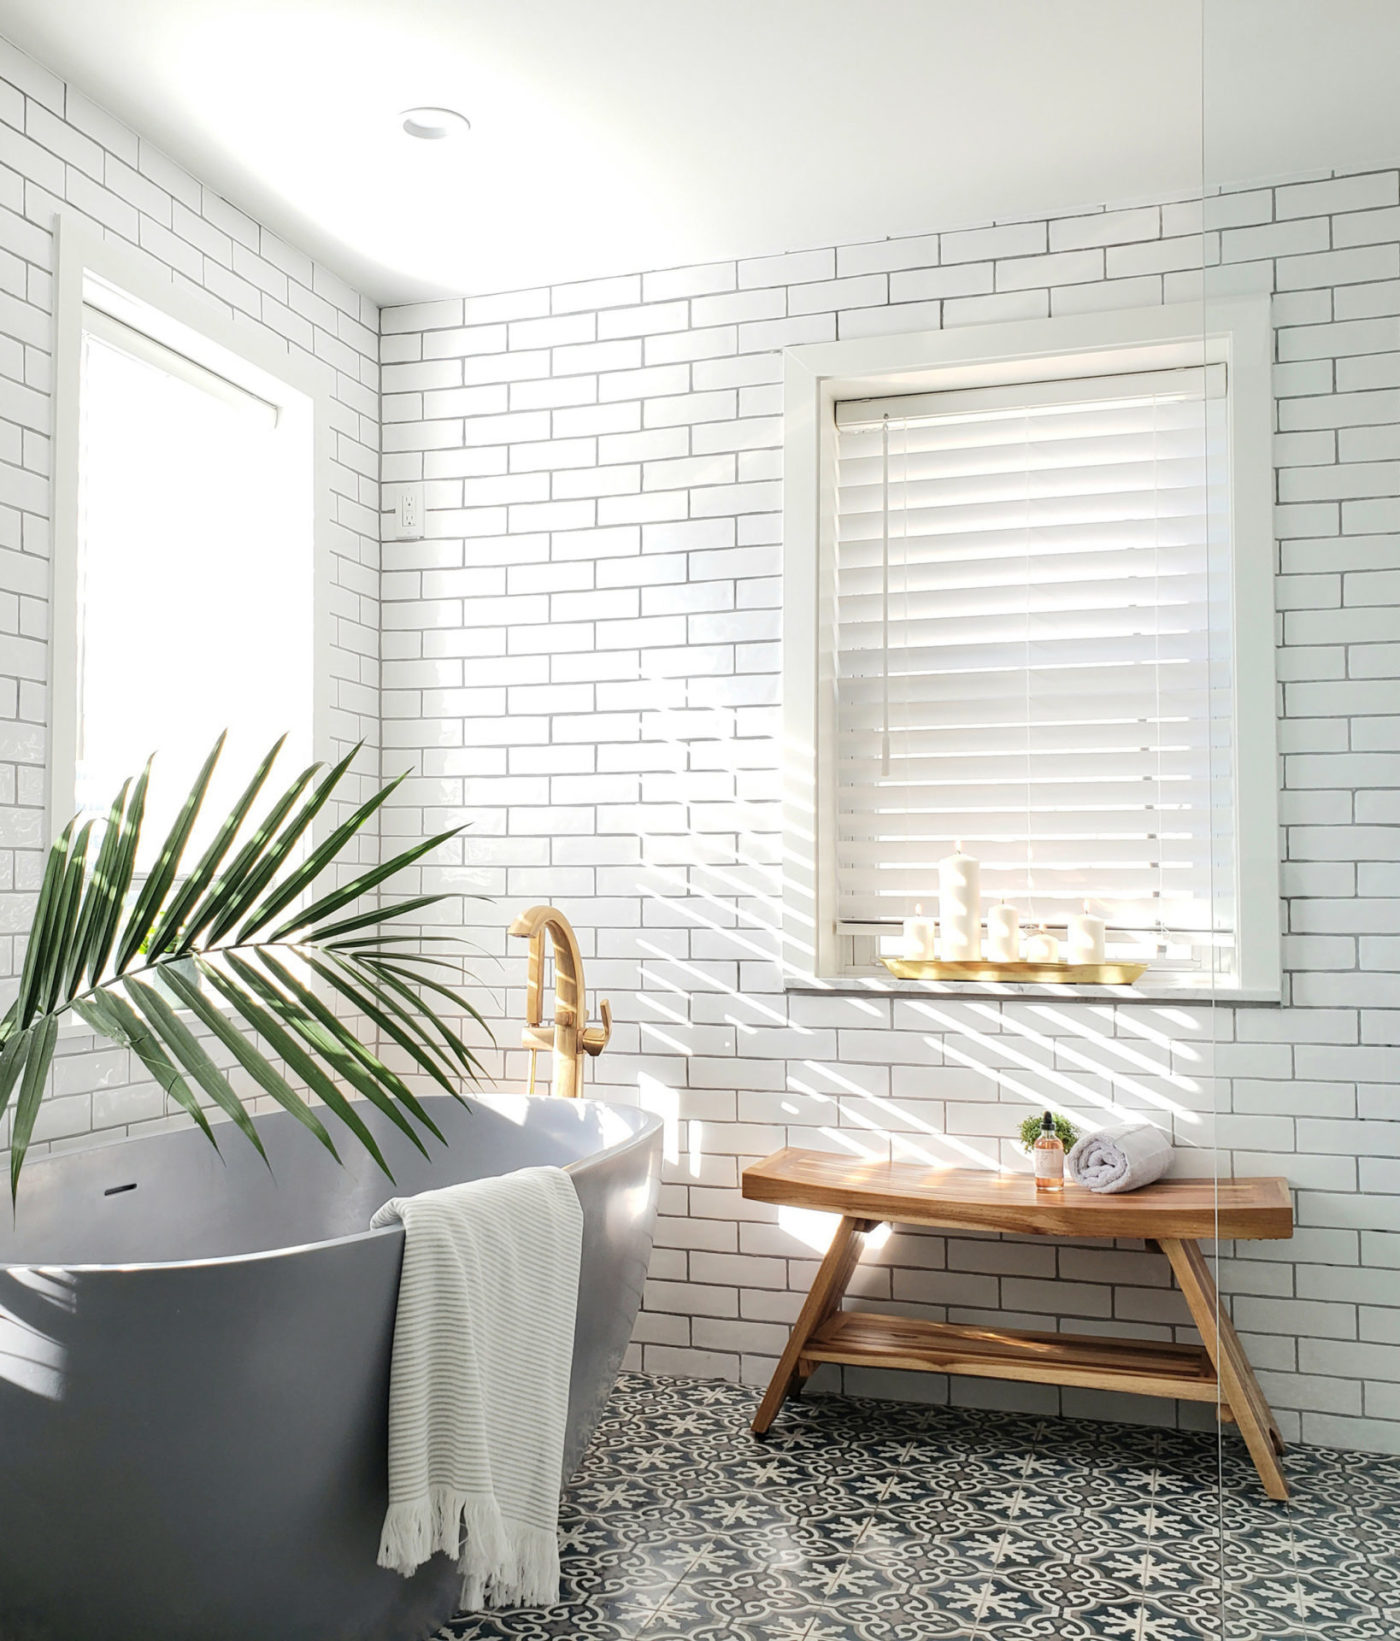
[938,845,980,960]
[1067,903,1106,963]
[901,903,937,959]
[900,848,1109,967]
[985,902,1021,963]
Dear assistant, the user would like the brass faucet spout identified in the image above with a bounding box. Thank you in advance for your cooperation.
[508,905,611,1098]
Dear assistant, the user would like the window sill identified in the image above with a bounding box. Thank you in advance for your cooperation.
[785,974,1282,1006]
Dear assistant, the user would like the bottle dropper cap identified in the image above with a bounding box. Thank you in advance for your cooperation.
[1041,1111,1054,1130]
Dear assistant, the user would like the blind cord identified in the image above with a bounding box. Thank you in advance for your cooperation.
[1152,391,1168,957]
[1023,406,1036,926]
[880,414,891,777]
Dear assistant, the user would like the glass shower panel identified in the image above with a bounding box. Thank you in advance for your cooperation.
[1205,2,1400,1632]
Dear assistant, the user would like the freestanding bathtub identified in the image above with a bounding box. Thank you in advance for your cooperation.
[0,1093,662,1641]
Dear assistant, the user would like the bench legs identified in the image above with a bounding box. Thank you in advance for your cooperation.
[1161,1237,1289,1500]
[751,1221,1289,1501]
[751,1215,877,1437]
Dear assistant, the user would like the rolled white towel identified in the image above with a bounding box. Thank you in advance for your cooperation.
[1067,1122,1174,1194]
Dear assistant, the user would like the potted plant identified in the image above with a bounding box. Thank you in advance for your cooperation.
[1017,1110,1079,1156]
[0,734,485,1199]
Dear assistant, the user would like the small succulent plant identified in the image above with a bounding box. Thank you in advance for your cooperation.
[1017,1111,1079,1155]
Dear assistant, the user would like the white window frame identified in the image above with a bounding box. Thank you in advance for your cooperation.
[49,212,337,844]
[781,299,1280,1000]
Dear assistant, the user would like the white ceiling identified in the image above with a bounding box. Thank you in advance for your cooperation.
[2,0,1398,307]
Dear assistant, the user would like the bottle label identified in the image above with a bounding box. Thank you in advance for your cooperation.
[1034,1146,1063,1180]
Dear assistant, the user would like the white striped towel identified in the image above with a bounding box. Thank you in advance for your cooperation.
[370,1166,583,1609]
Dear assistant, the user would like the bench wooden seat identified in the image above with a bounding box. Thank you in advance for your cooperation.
[742,1148,1293,1241]
[741,1147,1295,1500]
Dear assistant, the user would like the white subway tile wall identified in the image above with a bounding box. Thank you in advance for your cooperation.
[0,32,1396,1457]
[0,40,381,1156]
[381,167,1400,1454]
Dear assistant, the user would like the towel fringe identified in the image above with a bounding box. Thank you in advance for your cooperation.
[463,1518,563,1611]
[378,1489,561,1610]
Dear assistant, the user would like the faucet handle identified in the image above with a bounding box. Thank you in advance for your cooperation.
[581,998,612,1057]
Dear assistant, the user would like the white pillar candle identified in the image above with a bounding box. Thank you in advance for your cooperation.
[938,843,981,961]
[1067,901,1106,964]
[985,902,1021,964]
[901,904,937,959]
[1024,924,1061,964]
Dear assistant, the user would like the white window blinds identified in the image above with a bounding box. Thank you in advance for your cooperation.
[832,363,1233,972]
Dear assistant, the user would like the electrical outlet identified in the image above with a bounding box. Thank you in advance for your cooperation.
[391,482,425,541]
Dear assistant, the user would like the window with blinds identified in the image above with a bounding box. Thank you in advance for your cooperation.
[831,363,1234,978]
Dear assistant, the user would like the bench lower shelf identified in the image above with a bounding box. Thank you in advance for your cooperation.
[744,1201,1291,1499]
[800,1312,1220,1403]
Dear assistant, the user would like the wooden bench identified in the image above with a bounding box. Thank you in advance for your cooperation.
[741,1147,1295,1499]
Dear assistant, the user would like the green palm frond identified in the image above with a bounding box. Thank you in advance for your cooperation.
[1,737,486,1200]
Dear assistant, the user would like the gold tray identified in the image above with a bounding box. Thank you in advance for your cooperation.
[880,957,1148,985]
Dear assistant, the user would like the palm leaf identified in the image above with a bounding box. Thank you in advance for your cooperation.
[159,960,340,1163]
[114,735,226,973]
[333,950,487,1078]
[301,894,446,945]
[64,778,132,998]
[235,771,407,941]
[194,957,392,1177]
[85,761,150,984]
[37,822,94,1014]
[122,975,268,1163]
[73,992,219,1148]
[310,952,463,1099]
[8,1014,57,1199]
[255,949,446,1140]
[16,820,76,1029]
[266,826,461,942]
[201,746,357,945]
[358,956,491,1063]
[356,957,487,1076]
[145,736,286,961]
[224,951,432,1157]
[177,757,323,951]
[0,1028,32,1125]
[322,933,465,950]
[4,738,482,1200]
[365,957,491,1040]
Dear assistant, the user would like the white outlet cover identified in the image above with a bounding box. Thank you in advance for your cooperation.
[391,481,425,541]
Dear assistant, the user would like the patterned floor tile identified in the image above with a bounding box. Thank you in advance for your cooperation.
[444,1370,1400,1641]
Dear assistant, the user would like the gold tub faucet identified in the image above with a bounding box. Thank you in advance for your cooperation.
[508,904,612,1099]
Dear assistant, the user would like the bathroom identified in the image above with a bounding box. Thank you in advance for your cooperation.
[0,1,1397,1637]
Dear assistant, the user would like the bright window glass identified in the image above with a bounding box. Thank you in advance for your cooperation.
[75,309,313,855]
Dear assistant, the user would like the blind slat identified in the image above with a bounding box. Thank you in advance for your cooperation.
[836,518,1215,559]
[836,363,1226,427]
[833,363,1232,955]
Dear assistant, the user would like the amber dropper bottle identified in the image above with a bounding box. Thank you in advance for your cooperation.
[1033,1110,1065,1193]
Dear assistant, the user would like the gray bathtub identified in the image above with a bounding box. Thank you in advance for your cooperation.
[0,1093,662,1641]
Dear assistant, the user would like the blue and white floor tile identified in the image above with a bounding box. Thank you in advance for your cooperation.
[438,1372,1400,1641]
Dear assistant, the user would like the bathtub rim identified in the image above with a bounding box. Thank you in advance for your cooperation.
[0,1093,663,1276]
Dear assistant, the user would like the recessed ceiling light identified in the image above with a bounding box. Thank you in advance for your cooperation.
[400,107,471,141]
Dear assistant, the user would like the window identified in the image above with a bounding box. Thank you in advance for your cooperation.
[782,302,1279,996]
[52,217,330,855]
